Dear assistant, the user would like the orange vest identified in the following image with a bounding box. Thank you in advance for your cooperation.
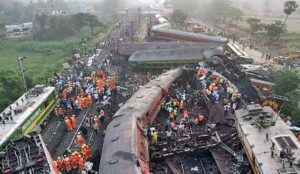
[65,118,73,131]
[64,157,71,171]
[82,146,91,159]
[76,134,84,147]
[71,116,77,128]
[70,154,78,167]
[56,158,63,170]
[78,157,85,170]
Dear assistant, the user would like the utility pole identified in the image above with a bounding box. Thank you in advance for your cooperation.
[17,56,28,91]
[130,20,134,41]
[138,7,141,31]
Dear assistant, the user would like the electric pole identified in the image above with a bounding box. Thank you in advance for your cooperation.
[138,7,141,31]
[17,56,28,91]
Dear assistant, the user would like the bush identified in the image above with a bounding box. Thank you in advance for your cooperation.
[33,29,56,41]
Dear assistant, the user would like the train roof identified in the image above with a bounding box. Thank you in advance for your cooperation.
[151,26,228,43]
[117,42,223,56]
[100,68,183,174]
[0,85,55,147]
[235,104,300,173]
[129,48,205,62]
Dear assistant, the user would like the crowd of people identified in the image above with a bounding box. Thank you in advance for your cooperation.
[48,12,142,174]
[147,67,242,146]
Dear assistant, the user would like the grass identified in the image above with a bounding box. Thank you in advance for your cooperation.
[0,25,113,84]
[0,37,80,83]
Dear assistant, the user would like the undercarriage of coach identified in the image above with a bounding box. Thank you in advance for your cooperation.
[148,68,252,174]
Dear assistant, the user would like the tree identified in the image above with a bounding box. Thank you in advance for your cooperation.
[35,13,48,29]
[272,69,300,96]
[71,13,89,31]
[0,68,25,112]
[71,13,103,35]
[225,6,244,25]
[283,0,299,26]
[170,9,188,26]
[264,20,286,40]
[85,14,103,35]
[246,18,264,34]
[271,69,300,121]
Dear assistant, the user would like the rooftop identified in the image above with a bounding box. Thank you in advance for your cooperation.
[235,104,300,173]
[0,85,55,147]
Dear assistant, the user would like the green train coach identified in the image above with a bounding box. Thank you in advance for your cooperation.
[0,85,57,151]
[128,48,206,69]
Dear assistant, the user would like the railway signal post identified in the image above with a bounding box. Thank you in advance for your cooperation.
[17,56,28,91]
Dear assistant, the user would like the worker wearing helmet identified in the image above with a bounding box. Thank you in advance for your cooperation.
[78,154,85,171]
[76,132,85,147]
[70,152,79,169]
[56,156,63,171]
[70,115,77,129]
[63,155,71,172]
[64,117,73,131]
[81,144,91,160]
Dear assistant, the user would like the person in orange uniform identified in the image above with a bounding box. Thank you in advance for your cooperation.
[82,144,91,160]
[78,155,85,171]
[70,152,79,169]
[63,155,71,172]
[70,115,77,129]
[76,132,85,147]
[56,156,63,171]
[64,117,73,131]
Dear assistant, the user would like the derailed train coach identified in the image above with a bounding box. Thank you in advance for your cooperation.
[150,26,228,44]
[99,68,184,174]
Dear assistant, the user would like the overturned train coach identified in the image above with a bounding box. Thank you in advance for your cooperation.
[99,68,184,174]
[150,26,228,44]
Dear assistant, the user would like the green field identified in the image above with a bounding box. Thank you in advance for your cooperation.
[0,26,110,84]
[0,37,80,82]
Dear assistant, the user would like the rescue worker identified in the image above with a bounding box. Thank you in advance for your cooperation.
[70,152,78,169]
[151,131,158,145]
[70,114,77,129]
[78,154,85,171]
[64,117,73,131]
[82,144,91,159]
[76,132,85,147]
[63,155,71,172]
[55,156,63,171]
